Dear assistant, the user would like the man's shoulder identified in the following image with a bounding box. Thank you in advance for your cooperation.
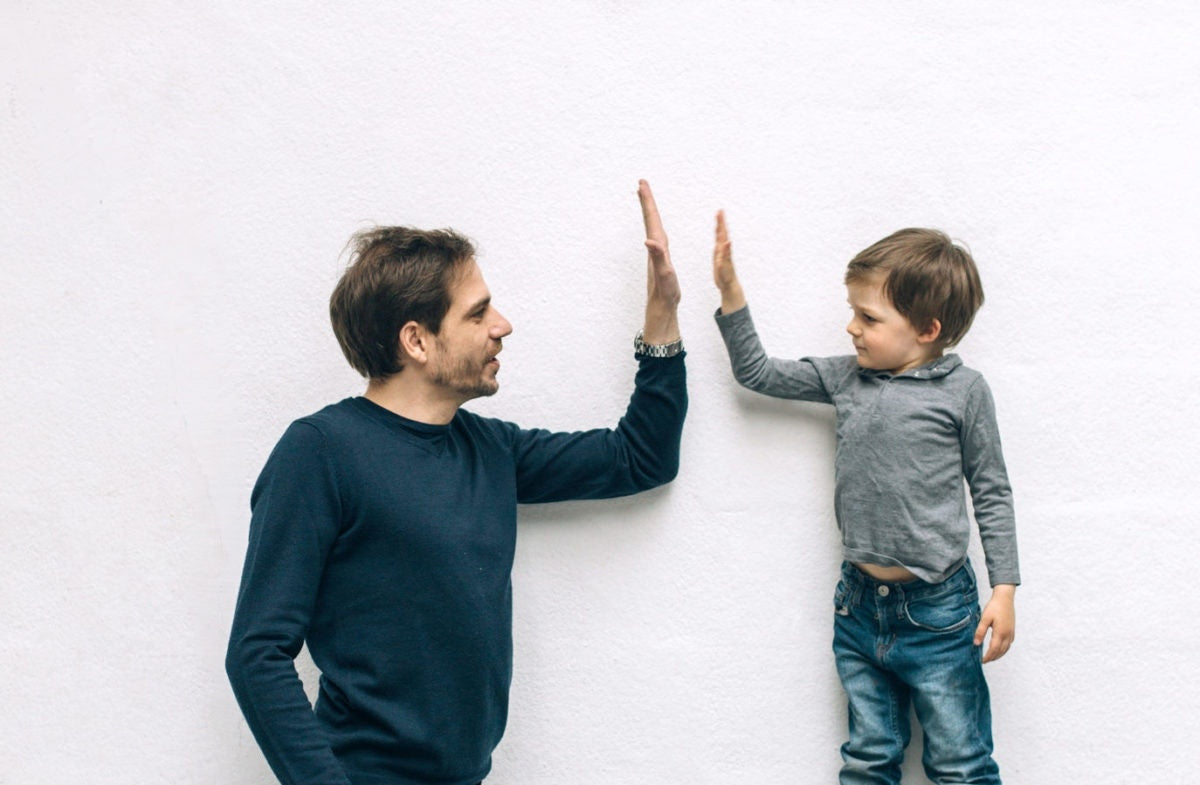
[452,407,521,444]
[290,397,363,434]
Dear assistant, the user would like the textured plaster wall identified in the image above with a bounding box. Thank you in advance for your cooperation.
[3,2,1198,783]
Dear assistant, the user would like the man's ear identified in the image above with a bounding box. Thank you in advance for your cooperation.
[398,321,431,366]
[917,318,942,345]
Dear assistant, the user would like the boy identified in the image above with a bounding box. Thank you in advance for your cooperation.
[710,213,1018,784]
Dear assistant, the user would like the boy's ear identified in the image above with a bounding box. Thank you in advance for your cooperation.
[917,318,942,345]
[398,321,431,365]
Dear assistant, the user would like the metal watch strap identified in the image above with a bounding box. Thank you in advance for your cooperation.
[633,330,684,358]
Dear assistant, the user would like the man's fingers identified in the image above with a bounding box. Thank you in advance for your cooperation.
[638,179,667,245]
[645,240,672,279]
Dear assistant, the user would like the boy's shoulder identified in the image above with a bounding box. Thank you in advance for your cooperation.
[804,354,861,375]
[938,355,988,385]
[926,357,999,410]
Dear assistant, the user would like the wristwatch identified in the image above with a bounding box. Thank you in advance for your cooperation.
[633,330,684,358]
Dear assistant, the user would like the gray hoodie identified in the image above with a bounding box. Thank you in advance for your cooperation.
[716,305,1019,586]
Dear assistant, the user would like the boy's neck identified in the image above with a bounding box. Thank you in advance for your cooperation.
[888,349,943,376]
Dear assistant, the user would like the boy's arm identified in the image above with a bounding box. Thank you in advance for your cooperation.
[975,583,1016,663]
[711,211,832,402]
[961,375,1020,663]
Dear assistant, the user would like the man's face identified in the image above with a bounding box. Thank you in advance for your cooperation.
[428,259,513,403]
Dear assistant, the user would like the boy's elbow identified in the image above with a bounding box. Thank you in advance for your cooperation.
[732,362,770,392]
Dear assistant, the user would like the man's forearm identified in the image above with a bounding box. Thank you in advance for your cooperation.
[641,303,680,345]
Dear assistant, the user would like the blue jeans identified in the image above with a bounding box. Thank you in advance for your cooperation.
[832,561,1000,784]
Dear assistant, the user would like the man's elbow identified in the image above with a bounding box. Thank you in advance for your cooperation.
[225,635,251,686]
[636,446,681,489]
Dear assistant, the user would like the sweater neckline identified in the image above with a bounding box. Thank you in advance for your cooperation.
[347,396,453,441]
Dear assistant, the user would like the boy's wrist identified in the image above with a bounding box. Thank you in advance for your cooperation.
[719,283,746,315]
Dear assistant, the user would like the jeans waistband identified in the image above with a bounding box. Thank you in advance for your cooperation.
[839,559,975,601]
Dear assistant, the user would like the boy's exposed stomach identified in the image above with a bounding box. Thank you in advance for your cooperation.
[854,562,919,582]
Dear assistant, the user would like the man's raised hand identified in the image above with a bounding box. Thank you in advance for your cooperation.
[637,180,681,344]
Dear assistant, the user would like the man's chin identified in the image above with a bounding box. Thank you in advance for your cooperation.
[463,380,500,400]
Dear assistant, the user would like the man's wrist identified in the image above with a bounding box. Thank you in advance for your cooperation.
[634,329,684,358]
[640,307,680,345]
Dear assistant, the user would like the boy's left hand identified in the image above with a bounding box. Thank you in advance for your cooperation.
[974,584,1016,663]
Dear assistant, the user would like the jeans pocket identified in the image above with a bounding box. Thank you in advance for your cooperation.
[834,580,851,616]
[902,590,974,633]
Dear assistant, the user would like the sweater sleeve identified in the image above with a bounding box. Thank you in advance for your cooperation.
[714,305,832,402]
[225,421,352,785]
[960,376,1021,586]
[512,353,687,504]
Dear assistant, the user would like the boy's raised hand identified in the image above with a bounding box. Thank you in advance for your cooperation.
[713,210,746,314]
[975,584,1016,663]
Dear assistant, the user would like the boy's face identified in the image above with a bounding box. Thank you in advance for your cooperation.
[845,275,940,375]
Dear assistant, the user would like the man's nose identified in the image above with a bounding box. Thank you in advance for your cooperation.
[492,312,513,339]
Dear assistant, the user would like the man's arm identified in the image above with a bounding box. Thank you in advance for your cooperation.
[511,181,686,503]
[225,422,352,785]
[638,179,682,345]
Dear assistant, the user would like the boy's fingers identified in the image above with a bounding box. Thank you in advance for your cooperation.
[973,616,989,647]
[983,634,1010,663]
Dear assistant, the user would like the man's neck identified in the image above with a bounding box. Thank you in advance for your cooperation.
[364,376,461,425]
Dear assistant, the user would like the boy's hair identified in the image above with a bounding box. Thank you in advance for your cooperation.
[844,228,984,348]
[330,226,476,380]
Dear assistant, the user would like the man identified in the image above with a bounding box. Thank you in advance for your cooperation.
[226,181,686,785]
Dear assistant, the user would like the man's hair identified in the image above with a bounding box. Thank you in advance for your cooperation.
[844,228,984,348]
[330,226,476,379]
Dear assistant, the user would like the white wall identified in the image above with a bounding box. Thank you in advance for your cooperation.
[3,2,1197,782]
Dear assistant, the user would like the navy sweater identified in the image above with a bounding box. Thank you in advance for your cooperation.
[226,355,686,785]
